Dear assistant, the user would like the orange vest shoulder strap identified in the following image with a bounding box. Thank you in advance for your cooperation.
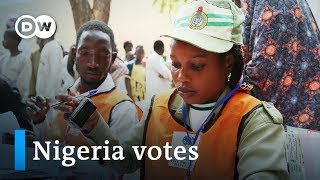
[224,91,262,179]
[108,88,143,120]
[152,89,175,108]
[91,87,143,124]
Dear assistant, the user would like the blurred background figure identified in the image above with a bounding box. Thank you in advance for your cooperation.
[29,37,45,98]
[122,40,133,61]
[146,40,172,104]
[35,29,63,101]
[110,57,128,94]
[110,45,129,94]
[125,51,135,62]
[240,0,320,130]
[60,44,76,93]
[0,29,31,102]
[124,40,133,53]
[66,44,80,80]
[4,15,31,58]
[134,45,147,68]
[126,45,146,108]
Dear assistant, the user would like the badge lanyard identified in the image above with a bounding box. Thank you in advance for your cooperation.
[181,76,243,178]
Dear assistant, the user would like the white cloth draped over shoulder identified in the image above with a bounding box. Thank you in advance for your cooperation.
[0,52,31,102]
[36,40,63,100]
[146,51,172,103]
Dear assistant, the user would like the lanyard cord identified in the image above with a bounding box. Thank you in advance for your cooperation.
[181,76,243,176]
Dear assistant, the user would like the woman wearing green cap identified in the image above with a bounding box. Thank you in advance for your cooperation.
[57,0,289,179]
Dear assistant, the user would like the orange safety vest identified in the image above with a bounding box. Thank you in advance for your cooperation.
[48,87,143,141]
[127,63,146,102]
[143,90,261,180]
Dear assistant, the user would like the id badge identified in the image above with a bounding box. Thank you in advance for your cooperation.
[168,131,200,171]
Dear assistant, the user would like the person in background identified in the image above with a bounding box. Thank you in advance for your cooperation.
[60,44,76,93]
[241,0,320,130]
[0,29,31,102]
[124,41,133,54]
[36,28,63,101]
[4,15,31,58]
[126,45,146,108]
[146,40,172,104]
[123,40,133,62]
[29,38,45,97]
[125,51,135,62]
[110,46,129,94]
[134,45,147,67]
[66,44,78,80]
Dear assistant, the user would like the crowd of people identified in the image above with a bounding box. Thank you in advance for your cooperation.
[0,17,173,109]
[0,0,319,179]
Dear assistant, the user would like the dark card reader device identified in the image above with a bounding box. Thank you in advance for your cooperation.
[68,97,96,128]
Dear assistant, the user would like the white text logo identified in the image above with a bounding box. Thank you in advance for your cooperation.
[15,15,56,39]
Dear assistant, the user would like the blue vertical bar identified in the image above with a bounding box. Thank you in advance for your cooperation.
[15,130,25,171]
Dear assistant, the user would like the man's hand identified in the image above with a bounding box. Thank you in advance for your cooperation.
[53,94,79,120]
[26,96,50,124]
[54,94,100,133]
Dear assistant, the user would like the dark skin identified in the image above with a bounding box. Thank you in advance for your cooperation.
[67,44,76,78]
[155,46,164,56]
[74,31,116,93]
[170,40,235,104]
[51,40,236,133]
[155,45,165,78]
[124,42,133,54]
[26,30,117,123]
[135,47,144,64]
[125,46,145,99]
[2,31,21,56]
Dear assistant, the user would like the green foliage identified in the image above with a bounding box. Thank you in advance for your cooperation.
[152,0,188,13]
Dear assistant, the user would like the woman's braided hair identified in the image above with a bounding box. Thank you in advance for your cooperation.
[222,45,244,88]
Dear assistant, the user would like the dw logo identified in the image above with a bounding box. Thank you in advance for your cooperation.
[14,15,56,39]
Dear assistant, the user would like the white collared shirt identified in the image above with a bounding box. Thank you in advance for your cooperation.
[189,102,216,131]
[69,74,139,142]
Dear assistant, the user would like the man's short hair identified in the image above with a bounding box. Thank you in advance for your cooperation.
[153,40,164,51]
[123,41,132,49]
[76,20,115,49]
[135,45,144,52]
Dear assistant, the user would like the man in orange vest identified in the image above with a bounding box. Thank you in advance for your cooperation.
[54,1,289,179]
[27,20,142,146]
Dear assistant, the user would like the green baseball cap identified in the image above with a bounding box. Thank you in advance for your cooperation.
[162,0,245,53]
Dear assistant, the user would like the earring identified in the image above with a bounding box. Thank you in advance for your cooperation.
[227,73,231,82]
